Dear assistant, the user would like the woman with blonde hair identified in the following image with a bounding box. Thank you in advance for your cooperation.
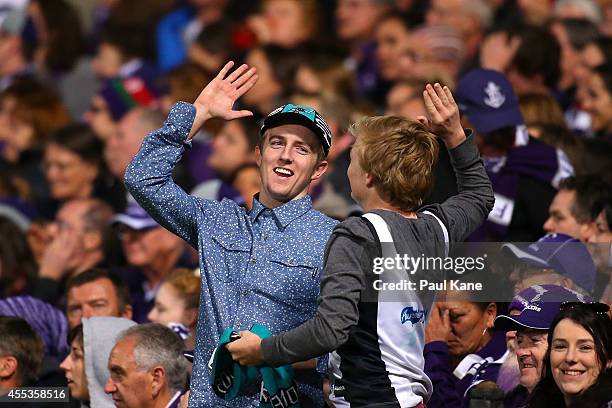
[148,268,201,349]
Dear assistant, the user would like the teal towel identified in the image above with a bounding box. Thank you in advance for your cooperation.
[210,323,300,407]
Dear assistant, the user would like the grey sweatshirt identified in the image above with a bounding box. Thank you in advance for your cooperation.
[261,132,495,365]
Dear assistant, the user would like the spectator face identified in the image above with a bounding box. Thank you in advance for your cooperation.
[264,0,311,48]
[336,0,387,42]
[118,226,181,270]
[47,201,91,271]
[83,96,117,141]
[580,72,612,133]
[543,189,582,238]
[437,300,496,357]
[550,318,601,399]
[105,110,146,179]
[44,143,98,201]
[147,282,196,328]
[426,0,465,32]
[375,17,411,81]
[575,43,604,85]
[60,337,89,400]
[0,96,33,161]
[92,43,123,79]
[586,210,612,270]
[386,84,427,119]
[105,336,151,408]
[208,121,256,178]
[516,329,548,392]
[66,277,125,329]
[242,48,281,110]
[257,125,327,206]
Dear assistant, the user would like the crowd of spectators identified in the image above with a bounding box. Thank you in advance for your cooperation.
[0,0,611,407]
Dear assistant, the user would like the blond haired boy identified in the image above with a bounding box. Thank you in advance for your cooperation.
[229,84,495,407]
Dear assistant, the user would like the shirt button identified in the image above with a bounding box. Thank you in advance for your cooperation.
[241,290,249,297]
[251,256,257,264]
[288,258,295,266]
[236,323,241,329]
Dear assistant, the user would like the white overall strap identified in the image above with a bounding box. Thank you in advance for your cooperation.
[362,213,394,243]
[422,210,449,258]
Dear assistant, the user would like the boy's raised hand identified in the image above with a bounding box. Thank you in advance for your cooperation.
[422,83,466,148]
[189,61,258,138]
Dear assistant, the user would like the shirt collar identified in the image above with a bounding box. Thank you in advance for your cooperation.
[249,195,313,228]
[164,391,182,408]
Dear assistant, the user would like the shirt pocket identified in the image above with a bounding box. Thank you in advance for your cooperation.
[268,253,320,303]
[210,232,251,283]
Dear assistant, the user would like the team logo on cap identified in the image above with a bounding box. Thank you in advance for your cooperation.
[483,81,505,109]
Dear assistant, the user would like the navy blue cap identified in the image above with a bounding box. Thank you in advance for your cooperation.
[260,104,332,156]
[456,69,524,134]
[502,233,596,293]
[495,285,590,331]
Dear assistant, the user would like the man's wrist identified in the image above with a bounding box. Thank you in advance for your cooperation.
[443,128,467,149]
[189,103,212,139]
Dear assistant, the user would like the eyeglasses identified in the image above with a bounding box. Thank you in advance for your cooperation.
[560,302,610,317]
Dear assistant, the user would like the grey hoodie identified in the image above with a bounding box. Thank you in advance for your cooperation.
[83,317,136,408]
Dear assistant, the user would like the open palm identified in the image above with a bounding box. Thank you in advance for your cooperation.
[189,61,258,137]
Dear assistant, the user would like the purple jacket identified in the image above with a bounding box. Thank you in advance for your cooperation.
[424,330,509,408]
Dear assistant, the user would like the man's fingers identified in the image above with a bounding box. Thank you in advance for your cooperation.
[434,83,449,105]
[426,84,444,107]
[236,74,258,97]
[217,61,235,80]
[443,85,455,105]
[423,89,436,114]
[226,63,249,83]
[232,67,257,89]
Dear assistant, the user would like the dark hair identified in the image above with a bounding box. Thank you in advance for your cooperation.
[0,77,71,143]
[593,64,612,95]
[480,125,516,153]
[35,0,84,72]
[529,304,612,407]
[66,269,131,315]
[47,124,103,168]
[509,25,561,89]
[558,175,612,223]
[99,23,151,62]
[194,19,233,55]
[0,216,37,298]
[67,323,84,348]
[552,18,599,51]
[0,316,44,386]
[591,37,612,66]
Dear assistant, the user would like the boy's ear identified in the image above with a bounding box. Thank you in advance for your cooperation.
[365,173,375,188]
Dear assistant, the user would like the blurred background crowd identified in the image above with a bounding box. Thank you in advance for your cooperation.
[0,0,611,407]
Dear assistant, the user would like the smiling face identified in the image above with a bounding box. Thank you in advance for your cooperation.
[550,318,601,403]
[581,72,612,134]
[516,329,549,392]
[256,124,327,208]
[60,336,89,401]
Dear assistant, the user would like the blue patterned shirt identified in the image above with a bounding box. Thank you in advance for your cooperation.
[125,102,338,407]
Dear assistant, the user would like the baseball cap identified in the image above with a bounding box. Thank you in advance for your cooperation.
[260,104,332,157]
[495,284,590,331]
[98,76,159,122]
[112,200,158,230]
[502,233,596,293]
[455,69,524,134]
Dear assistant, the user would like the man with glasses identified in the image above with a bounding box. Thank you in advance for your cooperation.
[30,198,113,306]
[112,199,196,322]
[495,285,590,408]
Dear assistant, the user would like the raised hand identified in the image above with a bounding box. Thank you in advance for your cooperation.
[425,302,451,344]
[189,61,258,138]
[422,83,465,148]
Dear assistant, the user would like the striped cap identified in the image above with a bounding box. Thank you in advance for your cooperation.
[98,76,158,121]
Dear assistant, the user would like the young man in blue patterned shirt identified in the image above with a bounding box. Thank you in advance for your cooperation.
[124,62,338,407]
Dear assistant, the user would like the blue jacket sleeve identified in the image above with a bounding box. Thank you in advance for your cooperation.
[124,102,219,248]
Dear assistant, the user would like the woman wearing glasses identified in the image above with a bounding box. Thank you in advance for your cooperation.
[529,302,612,407]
